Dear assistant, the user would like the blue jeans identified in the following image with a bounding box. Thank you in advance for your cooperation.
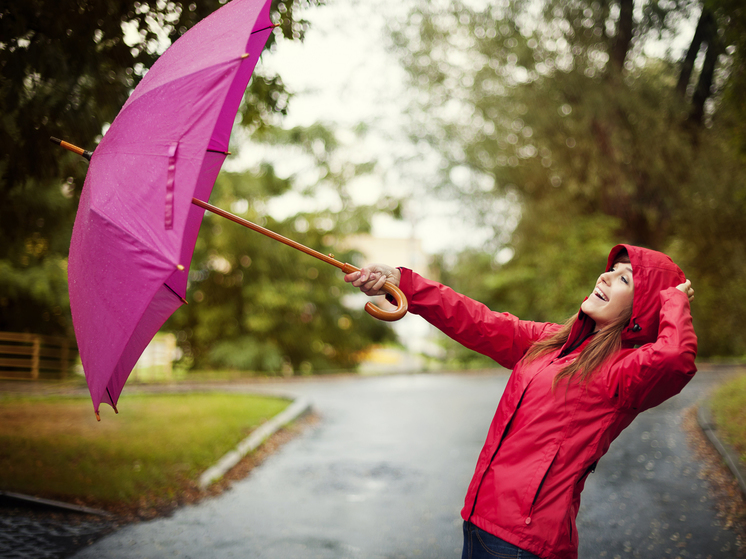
[462,521,543,559]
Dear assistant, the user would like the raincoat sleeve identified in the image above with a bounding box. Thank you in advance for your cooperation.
[398,268,556,369]
[607,287,697,412]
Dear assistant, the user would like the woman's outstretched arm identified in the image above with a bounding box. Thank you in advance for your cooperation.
[345,265,555,369]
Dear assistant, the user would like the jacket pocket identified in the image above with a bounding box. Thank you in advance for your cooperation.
[522,442,561,524]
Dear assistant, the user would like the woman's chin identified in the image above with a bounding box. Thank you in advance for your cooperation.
[580,299,598,317]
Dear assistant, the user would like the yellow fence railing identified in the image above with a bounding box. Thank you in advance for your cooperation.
[0,332,78,380]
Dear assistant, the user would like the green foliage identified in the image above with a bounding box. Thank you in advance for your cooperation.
[0,0,312,337]
[667,122,746,355]
[208,336,284,371]
[711,373,746,464]
[0,256,69,332]
[393,0,746,358]
[707,0,746,151]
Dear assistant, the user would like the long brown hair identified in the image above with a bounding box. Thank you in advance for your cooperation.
[523,252,634,389]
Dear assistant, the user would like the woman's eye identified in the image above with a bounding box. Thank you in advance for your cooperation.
[621,276,628,285]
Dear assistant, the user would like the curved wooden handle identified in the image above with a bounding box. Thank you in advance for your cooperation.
[364,280,408,322]
[341,263,408,322]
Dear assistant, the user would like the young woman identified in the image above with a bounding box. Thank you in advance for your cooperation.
[345,244,696,559]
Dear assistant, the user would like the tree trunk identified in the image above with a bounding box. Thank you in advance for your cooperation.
[676,9,712,97]
[690,17,720,124]
[611,0,634,71]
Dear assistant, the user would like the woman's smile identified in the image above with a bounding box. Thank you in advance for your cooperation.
[581,260,634,330]
[593,286,609,301]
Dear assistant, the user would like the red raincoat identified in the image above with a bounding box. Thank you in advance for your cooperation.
[398,244,697,559]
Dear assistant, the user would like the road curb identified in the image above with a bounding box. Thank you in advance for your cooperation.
[0,490,113,517]
[198,397,312,490]
[697,402,746,499]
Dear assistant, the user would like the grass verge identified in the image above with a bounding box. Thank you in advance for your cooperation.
[0,392,289,513]
[711,373,746,465]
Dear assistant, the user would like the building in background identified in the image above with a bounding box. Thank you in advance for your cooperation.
[130,332,181,382]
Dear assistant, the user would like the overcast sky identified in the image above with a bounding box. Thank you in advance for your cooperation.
[226,0,497,256]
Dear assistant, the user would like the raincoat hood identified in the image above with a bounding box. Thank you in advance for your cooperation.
[571,244,686,348]
[608,244,686,345]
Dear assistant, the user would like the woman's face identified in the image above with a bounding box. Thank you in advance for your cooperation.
[580,257,635,331]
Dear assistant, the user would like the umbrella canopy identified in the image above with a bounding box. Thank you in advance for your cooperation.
[68,0,274,418]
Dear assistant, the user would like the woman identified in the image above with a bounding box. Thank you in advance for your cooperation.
[345,244,696,559]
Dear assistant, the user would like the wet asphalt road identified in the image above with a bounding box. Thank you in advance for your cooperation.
[63,369,739,559]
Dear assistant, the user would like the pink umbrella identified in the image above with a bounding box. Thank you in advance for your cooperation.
[58,0,406,420]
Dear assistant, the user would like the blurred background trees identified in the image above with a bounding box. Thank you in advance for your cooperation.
[2,0,745,373]
[392,0,746,359]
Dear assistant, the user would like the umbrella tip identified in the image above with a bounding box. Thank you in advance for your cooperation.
[95,409,101,422]
[177,264,185,271]
[241,53,250,59]
[49,137,93,161]
[113,404,119,414]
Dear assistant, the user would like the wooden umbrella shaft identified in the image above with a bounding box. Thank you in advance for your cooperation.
[191,198,408,322]
[192,197,347,271]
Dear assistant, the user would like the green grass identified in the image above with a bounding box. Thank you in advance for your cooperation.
[0,392,289,507]
[711,373,746,465]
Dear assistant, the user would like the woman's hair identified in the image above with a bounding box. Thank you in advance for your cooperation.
[523,251,633,389]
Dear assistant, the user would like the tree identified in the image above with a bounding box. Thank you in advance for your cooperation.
[674,0,746,355]
[392,0,746,356]
[0,0,309,337]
